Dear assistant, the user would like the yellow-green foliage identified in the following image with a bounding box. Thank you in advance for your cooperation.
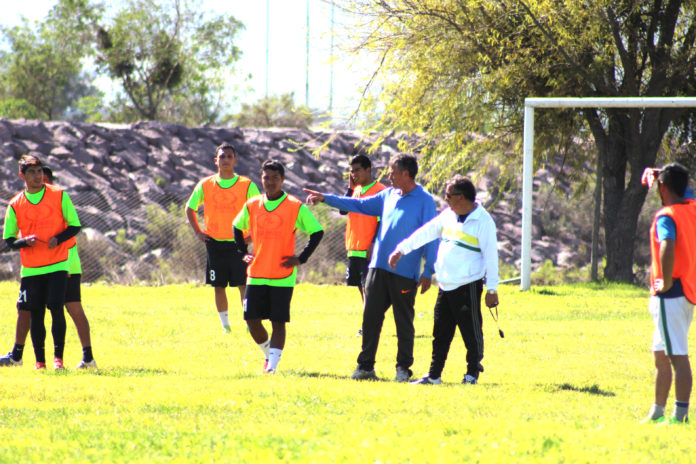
[0,281,692,463]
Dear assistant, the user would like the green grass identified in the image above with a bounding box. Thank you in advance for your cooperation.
[0,281,693,463]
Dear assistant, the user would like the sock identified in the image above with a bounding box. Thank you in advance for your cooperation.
[11,344,24,362]
[647,404,665,420]
[83,346,93,363]
[218,311,230,329]
[268,348,282,371]
[674,401,689,422]
[258,340,270,361]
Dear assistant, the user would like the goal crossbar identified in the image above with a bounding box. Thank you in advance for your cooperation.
[520,96,696,290]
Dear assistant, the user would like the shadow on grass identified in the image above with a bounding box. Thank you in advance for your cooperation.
[544,383,615,397]
[88,367,170,377]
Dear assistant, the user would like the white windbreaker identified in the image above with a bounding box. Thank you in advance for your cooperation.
[394,204,499,291]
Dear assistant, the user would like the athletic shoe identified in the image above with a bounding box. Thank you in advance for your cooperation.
[34,362,47,370]
[660,416,689,426]
[640,415,666,424]
[356,329,363,337]
[264,367,276,374]
[222,325,231,334]
[0,353,22,367]
[351,366,377,380]
[75,359,98,370]
[462,374,478,385]
[53,358,65,370]
[395,366,412,382]
[263,359,269,371]
[410,375,442,385]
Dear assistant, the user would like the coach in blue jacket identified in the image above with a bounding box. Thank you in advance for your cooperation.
[304,154,437,382]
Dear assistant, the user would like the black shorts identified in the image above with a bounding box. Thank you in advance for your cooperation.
[243,285,294,323]
[205,239,248,287]
[65,274,81,303]
[17,271,68,312]
[346,256,369,287]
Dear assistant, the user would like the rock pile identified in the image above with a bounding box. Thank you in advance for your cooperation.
[0,118,592,283]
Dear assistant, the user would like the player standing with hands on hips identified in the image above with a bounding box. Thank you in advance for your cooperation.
[390,175,499,385]
[641,163,696,424]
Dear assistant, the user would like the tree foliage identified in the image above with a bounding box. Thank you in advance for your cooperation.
[0,0,102,120]
[96,0,243,124]
[229,93,314,129]
[341,0,696,282]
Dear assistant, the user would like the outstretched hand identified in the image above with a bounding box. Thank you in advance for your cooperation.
[303,188,325,205]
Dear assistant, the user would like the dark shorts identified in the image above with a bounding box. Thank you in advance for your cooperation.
[346,256,369,287]
[243,285,294,323]
[205,239,248,287]
[17,271,69,312]
[65,274,81,303]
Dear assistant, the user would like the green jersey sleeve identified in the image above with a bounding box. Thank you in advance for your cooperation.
[234,204,250,231]
[62,192,81,227]
[247,181,261,199]
[296,204,323,235]
[187,180,205,210]
[3,206,18,240]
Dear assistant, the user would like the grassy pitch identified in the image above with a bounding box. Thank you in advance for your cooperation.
[0,281,693,463]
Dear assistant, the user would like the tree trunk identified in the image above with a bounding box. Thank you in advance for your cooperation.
[597,109,665,282]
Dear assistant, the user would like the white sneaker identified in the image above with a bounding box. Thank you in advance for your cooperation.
[395,366,412,382]
[0,353,22,367]
[75,359,98,370]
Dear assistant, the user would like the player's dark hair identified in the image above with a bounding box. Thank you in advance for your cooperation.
[350,154,371,169]
[19,153,43,174]
[390,154,418,179]
[43,167,54,183]
[658,162,689,198]
[216,142,236,157]
[446,175,476,202]
[262,159,285,177]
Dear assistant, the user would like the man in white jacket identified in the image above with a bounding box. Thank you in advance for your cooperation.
[389,175,499,385]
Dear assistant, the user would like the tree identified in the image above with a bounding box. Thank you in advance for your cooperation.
[0,0,102,120]
[229,93,315,129]
[340,0,696,282]
[96,0,243,123]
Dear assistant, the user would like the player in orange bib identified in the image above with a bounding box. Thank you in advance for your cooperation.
[641,163,696,424]
[0,154,81,370]
[233,160,323,374]
[186,143,260,333]
[339,155,386,335]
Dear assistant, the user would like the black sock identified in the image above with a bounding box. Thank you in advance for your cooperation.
[11,344,24,362]
[82,346,93,363]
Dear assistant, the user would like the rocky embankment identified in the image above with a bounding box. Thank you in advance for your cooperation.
[0,119,590,282]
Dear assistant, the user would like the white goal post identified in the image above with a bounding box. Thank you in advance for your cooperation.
[521,96,696,290]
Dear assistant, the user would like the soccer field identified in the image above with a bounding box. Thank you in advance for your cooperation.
[0,281,692,463]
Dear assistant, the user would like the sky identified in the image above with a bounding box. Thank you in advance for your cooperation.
[2,0,376,122]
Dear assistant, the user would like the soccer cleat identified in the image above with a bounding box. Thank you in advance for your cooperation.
[53,358,65,370]
[395,366,412,382]
[351,366,377,380]
[640,415,666,424]
[263,359,269,371]
[222,325,231,334]
[0,353,22,367]
[410,375,442,385]
[34,362,47,370]
[462,374,478,385]
[264,366,276,374]
[75,359,98,370]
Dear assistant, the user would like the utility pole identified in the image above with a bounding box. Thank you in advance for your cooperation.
[305,0,310,107]
[265,0,270,97]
